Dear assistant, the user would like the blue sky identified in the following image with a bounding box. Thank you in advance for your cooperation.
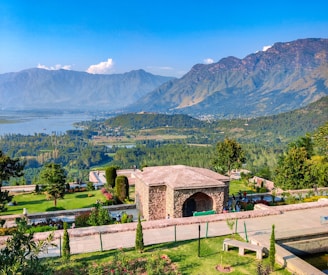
[1,1,327,77]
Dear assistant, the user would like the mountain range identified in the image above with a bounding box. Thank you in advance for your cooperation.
[0,69,173,111]
[128,38,328,117]
[1,38,328,117]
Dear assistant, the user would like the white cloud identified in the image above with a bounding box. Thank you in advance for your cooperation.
[203,58,214,64]
[262,45,272,51]
[86,58,114,74]
[37,64,71,70]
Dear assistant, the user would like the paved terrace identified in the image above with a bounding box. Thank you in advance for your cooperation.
[2,200,328,274]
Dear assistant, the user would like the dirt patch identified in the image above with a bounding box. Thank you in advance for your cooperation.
[216,264,233,273]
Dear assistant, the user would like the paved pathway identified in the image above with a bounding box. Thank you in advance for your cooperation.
[2,201,327,274]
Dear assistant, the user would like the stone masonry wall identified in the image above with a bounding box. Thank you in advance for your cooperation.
[148,185,166,220]
[166,186,175,218]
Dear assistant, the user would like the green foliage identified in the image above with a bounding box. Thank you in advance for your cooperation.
[289,134,314,159]
[111,143,214,169]
[104,113,207,130]
[0,218,54,275]
[27,225,57,233]
[274,147,312,190]
[269,224,276,270]
[212,138,245,175]
[86,181,95,191]
[62,222,71,261]
[75,212,90,227]
[135,215,144,253]
[87,203,111,226]
[0,150,24,212]
[226,218,236,235]
[313,121,328,157]
[105,166,117,188]
[115,175,129,203]
[39,162,67,207]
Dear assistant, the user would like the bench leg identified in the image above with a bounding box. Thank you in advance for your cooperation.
[239,247,245,256]
[256,250,263,260]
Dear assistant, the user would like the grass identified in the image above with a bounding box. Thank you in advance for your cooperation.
[229,179,255,196]
[1,190,105,215]
[45,235,291,274]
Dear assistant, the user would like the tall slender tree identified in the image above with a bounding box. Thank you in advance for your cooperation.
[105,166,117,188]
[135,215,144,253]
[39,162,66,207]
[62,222,71,260]
[115,175,129,203]
[269,224,276,270]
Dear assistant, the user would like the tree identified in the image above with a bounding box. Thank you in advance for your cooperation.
[62,222,71,260]
[289,134,314,159]
[274,147,312,190]
[115,175,129,203]
[308,156,328,187]
[105,166,117,188]
[313,122,328,158]
[0,218,54,274]
[212,138,245,175]
[0,150,25,212]
[39,162,66,207]
[135,215,144,253]
[269,224,276,270]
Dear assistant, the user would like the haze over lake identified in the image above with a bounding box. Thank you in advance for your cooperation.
[0,111,96,136]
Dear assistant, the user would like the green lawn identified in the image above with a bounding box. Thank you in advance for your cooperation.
[1,190,105,215]
[229,179,255,196]
[47,235,291,275]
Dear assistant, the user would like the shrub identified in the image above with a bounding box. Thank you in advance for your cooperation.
[27,225,57,233]
[121,212,128,223]
[86,182,95,191]
[75,212,90,227]
[88,204,111,226]
[0,227,17,236]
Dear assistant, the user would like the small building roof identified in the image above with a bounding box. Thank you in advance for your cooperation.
[135,165,229,190]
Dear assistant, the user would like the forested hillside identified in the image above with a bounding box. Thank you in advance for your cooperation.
[1,96,326,184]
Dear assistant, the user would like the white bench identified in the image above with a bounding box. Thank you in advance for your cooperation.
[223,238,266,260]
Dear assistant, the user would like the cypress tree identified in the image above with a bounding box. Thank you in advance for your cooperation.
[62,222,71,260]
[269,224,276,270]
[115,175,129,203]
[135,215,144,253]
[105,166,117,188]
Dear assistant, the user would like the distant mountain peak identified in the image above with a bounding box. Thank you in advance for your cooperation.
[0,69,174,111]
[128,38,328,118]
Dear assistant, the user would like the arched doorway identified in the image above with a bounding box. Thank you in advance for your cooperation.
[182,192,213,217]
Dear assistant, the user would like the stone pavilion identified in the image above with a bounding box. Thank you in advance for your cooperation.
[134,165,230,220]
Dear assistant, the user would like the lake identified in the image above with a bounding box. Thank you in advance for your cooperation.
[0,111,95,136]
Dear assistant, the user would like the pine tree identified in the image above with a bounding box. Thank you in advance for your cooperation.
[135,215,144,253]
[269,224,276,270]
[62,222,70,260]
[39,162,66,207]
